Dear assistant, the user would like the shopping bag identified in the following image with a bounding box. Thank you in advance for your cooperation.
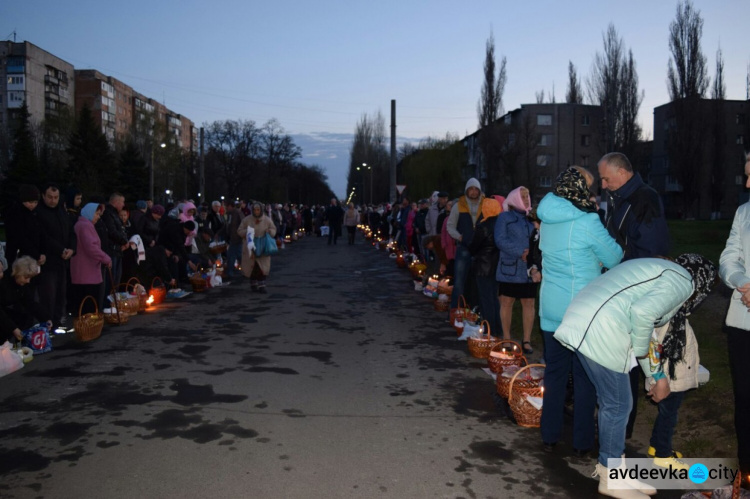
[253,233,279,257]
[22,324,52,354]
[320,226,330,236]
[0,342,24,378]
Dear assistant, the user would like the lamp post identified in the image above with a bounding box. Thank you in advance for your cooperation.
[150,141,166,201]
[357,163,373,204]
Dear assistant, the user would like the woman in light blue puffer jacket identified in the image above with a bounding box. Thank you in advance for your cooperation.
[537,166,623,456]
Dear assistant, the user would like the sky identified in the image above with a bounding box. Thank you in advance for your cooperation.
[2,0,748,198]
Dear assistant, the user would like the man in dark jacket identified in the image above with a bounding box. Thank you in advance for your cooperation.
[598,151,671,441]
[159,218,194,282]
[100,193,129,294]
[413,199,429,257]
[206,201,225,240]
[324,198,344,245]
[36,184,76,330]
[397,197,411,250]
[3,185,44,270]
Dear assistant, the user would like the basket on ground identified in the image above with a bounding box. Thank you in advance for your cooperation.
[126,277,149,312]
[496,360,529,398]
[149,277,167,304]
[487,340,525,374]
[409,261,427,279]
[115,283,140,315]
[450,295,478,335]
[190,273,208,293]
[103,307,129,325]
[508,363,545,428]
[73,295,104,342]
[209,243,228,255]
[437,277,453,296]
[434,298,450,312]
[395,254,407,268]
[467,320,500,359]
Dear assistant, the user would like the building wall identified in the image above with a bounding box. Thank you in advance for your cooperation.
[0,41,75,128]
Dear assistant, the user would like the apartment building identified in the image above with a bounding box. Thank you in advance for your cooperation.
[652,98,750,219]
[0,40,75,128]
[463,103,605,201]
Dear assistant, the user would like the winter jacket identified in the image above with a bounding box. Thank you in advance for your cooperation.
[206,210,225,239]
[238,214,276,277]
[343,208,359,227]
[554,258,694,374]
[100,204,129,257]
[425,203,440,236]
[494,209,534,284]
[71,217,111,285]
[468,216,498,277]
[604,173,670,261]
[0,277,49,341]
[138,213,161,248]
[537,192,624,331]
[3,203,43,266]
[225,209,244,245]
[719,201,750,330]
[447,195,485,248]
[36,201,77,270]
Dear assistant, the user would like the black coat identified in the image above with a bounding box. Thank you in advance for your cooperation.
[158,217,188,260]
[467,216,499,277]
[100,204,129,257]
[0,277,49,341]
[138,214,161,248]
[3,203,43,267]
[36,201,77,270]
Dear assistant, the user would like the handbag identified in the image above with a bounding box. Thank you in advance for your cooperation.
[22,324,52,354]
[253,233,279,257]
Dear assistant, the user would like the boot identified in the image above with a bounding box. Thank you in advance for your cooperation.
[250,280,258,291]
[593,463,649,499]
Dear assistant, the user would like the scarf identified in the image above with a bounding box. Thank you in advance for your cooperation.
[553,167,597,213]
[661,253,716,380]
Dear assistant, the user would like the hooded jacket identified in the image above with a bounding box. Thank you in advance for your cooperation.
[719,201,750,330]
[537,192,623,331]
[468,198,501,277]
[494,208,534,284]
[553,258,693,374]
[447,178,485,248]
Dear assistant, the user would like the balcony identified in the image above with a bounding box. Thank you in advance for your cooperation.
[44,74,59,85]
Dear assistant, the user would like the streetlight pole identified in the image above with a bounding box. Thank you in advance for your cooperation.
[150,141,166,201]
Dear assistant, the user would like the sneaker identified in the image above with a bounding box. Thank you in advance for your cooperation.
[647,446,682,459]
[653,456,689,471]
[592,462,650,499]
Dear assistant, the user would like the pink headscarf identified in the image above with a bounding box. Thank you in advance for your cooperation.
[502,187,531,215]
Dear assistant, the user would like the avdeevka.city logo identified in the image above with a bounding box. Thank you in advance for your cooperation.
[607,458,739,490]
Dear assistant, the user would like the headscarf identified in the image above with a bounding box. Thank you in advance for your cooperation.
[252,202,265,220]
[553,167,597,214]
[503,187,531,215]
[661,253,716,380]
[481,198,501,220]
[81,203,101,222]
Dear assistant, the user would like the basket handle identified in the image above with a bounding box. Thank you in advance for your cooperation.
[508,363,545,398]
[151,276,165,289]
[458,295,469,310]
[108,266,122,322]
[78,295,99,319]
[126,277,142,294]
[479,320,491,338]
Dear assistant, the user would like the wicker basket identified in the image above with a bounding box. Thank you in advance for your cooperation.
[73,295,104,342]
[467,321,500,359]
[487,340,525,374]
[115,284,140,315]
[508,363,546,428]
[409,261,427,279]
[103,307,129,325]
[150,277,167,305]
[190,273,208,293]
[126,278,149,313]
[450,295,478,336]
[395,254,407,268]
[496,361,529,398]
[209,243,228,255]
[437,277,453,296]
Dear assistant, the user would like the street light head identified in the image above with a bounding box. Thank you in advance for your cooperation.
[356,167,360,171]
[165,189,171,195]
[362,163,366,167]
[160,143,166,148]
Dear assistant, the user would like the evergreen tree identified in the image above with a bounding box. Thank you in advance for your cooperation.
[66,104,116,198]
[2,102,43,205]
[118,141,148,203]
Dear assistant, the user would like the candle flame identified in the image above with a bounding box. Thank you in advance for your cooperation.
[147,295,155,305]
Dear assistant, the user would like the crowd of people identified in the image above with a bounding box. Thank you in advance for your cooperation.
[1,150,748,496]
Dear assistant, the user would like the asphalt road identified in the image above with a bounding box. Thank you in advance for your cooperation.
[0,234,683,499]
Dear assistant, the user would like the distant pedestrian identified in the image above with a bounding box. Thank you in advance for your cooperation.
[343,203,360,245]
[324,198,344,245]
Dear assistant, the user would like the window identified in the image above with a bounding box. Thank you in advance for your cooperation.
[540,134,553,146]
[581,155,589,167]
[537,114,552,126]
[581,115,590,126]
[581,135,591,147]
[737,114,746,125]
[738,135,745,145]
[504,114,512,125]
[539,176,552,187]
[537,154,552,167]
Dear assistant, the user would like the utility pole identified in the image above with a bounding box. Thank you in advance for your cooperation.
[199,127,205,201]
[390,99,396,205]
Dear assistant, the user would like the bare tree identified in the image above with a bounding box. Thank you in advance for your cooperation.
[587,24,624,152]
[203,119,262,200]
[618,50,644,161]
[666,0,709,217]
[261,119,301,201]
[477,31,507,193]
[535,89,545,104]
[566,61,583,104]
[667,0,709,100]
[710,45,726,218]
[349,111,388,203]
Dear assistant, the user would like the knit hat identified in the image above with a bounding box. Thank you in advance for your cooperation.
[464,178,481,195]
[19,184,40,203]
[136,200,147,210]
[151,204,165,216]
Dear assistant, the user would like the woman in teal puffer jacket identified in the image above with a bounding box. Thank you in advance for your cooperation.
[537,166,623,456]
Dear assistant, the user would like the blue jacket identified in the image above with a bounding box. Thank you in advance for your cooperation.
[537,193,623,332]
[554,258,693,374]
[494,209,533,283]
[604,173,669,261]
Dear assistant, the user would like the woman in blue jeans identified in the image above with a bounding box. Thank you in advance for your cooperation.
[554,255,714,498]
[536,166,623,456]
